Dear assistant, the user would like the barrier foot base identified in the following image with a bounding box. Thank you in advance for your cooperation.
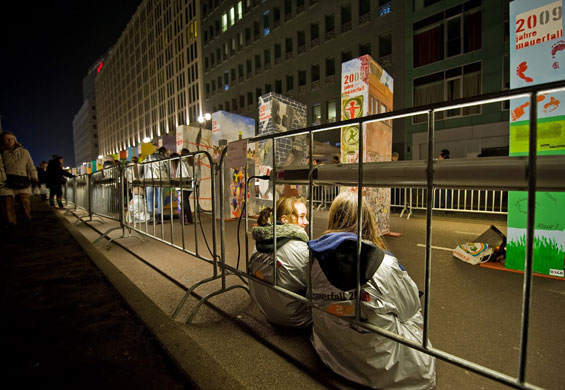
[185,284,250,325]
[171,274,221,320]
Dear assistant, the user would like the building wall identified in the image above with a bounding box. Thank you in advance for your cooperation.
[404,0,510,160]
[72,100,99,164]
[95,0,203,156]
[201,0,404,146]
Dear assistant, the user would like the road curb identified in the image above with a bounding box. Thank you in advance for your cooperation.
[54,210,247,390]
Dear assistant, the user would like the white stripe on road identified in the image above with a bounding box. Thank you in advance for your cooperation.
[417,244,454,252]
[455,231,480,235]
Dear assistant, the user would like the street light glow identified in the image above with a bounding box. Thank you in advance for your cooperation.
[204,113,211,121]
[197,115,205,123]
[142,137,152,143]
[97,155,103,159]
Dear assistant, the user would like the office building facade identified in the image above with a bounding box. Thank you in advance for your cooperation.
[73,60,103,165]
[404,0,510,159]
[96,0,203,156]
[201,0,404,148]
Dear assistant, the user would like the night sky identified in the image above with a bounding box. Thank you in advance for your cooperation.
[0,1,141,167]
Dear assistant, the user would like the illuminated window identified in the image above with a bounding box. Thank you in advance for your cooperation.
[230,7,235,27]
[237,1,243,20]
[222,13,228,32]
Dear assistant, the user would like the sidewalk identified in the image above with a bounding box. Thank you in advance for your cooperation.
[0,198,194,389]
[4,197,564,389]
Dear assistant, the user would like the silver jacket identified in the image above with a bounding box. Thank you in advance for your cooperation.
[309,235,436,390]
[248,223,312,328]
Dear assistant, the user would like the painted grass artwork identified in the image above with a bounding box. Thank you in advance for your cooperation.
[506,235,565,276]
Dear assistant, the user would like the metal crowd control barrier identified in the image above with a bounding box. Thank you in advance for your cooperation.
[89,166,143,248]
[392,187,508,219]
[61,79,564,389]
[120,151,221,320]
[178,79,565,390]
[311,184,340,211]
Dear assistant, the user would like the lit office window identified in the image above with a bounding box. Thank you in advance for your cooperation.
[230,7,235,27]
[264,10,271,36]
[327,100,337,122]
[222,13,228,32]
[237,1,243,20]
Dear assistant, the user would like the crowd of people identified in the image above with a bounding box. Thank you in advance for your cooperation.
[248,192,436,389]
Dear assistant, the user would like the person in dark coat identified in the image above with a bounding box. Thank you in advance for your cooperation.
[36,161,48,201]
[46,155,73,209]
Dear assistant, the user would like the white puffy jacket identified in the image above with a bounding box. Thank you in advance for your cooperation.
[308,233,436,390]
[248,223,312,328]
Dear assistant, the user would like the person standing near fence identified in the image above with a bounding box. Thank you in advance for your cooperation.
[307,192,436,390]
[248,196,311,328]
[179,149,194,224]
[0,131,38,227]
[143,146,169,223]
[46,155,73,209]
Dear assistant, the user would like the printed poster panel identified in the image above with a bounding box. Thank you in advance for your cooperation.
[508,0,565,277]
[340,55,394,234]
[212,111,256,219]
[175,125,213,211]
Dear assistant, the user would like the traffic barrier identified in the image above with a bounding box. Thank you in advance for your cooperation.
[65,79,565,389]
[180,79,565,390]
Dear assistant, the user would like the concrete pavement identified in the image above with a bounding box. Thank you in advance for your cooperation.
[23,197,565,389]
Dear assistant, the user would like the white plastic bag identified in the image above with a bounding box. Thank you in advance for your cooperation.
[127,194,150,223]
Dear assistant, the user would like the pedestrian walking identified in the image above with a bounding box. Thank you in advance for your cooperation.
[46,155,73,209]
[0,131,38,227]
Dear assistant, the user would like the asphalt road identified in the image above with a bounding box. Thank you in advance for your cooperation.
[49,202,565,389]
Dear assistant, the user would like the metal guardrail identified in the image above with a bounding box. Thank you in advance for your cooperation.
[188,79,565,390]
[391,187,508,218]
[63,79,565,389]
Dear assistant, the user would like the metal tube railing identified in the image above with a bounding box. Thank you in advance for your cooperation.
[63,79,565,389]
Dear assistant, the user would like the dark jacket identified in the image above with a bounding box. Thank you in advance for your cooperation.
[46,158,72,188]
[37,167,47,185]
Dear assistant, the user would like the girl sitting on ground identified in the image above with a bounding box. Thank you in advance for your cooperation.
[308,192,436,390]
[248,196,311,328]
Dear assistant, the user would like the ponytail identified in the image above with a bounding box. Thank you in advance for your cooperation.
[257,207,273,226]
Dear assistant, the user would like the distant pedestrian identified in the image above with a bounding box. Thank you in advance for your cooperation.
[143,146,170,222]
[439,149,450,160]
[332,155,340,164]
[392,152,399,161]
[179,148,194,224]
[36,161,49,201]
[0,131,38,227]
[46,155,73,209]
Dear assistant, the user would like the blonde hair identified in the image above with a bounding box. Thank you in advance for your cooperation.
[257,196,307,226]
[324,192,386,249]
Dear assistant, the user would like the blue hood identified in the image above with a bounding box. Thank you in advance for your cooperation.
[308,232,385,292]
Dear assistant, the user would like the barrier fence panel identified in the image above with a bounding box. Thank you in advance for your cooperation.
[64,79,565,389]
[63,177,76,207]
[90,166,122,221]
[74,174,90,212]
[392,188,509,216]
[180,79,565,390]
[120,151,220,319]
